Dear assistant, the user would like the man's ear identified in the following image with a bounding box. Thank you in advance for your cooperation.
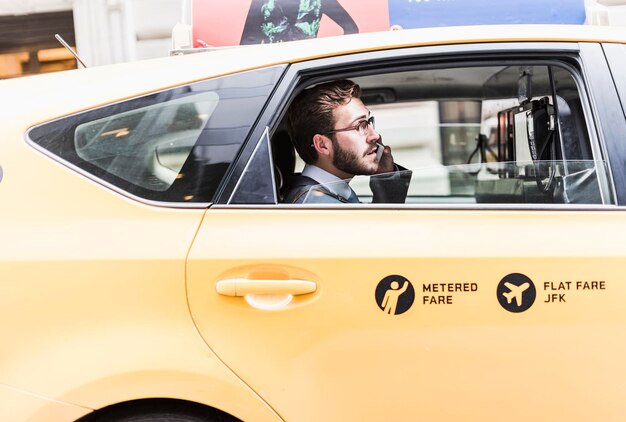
[312,134,332,157]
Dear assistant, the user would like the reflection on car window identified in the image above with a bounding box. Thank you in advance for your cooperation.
[28,66,285,204]
[74,92,219,192]
[305,160,608,205]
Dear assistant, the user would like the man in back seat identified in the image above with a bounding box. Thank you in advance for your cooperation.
[283,79,410,204]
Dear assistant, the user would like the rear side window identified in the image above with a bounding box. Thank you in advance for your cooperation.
[28,66,284,204]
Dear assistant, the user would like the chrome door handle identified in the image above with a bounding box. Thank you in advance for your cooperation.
[216,278,317,297]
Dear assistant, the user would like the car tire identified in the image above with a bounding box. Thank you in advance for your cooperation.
[105,413,215,422]
[80,400,240,422]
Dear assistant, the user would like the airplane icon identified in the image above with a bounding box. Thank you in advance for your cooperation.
[502,282,530,307]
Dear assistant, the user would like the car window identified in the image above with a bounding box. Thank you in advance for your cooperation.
[28,66,285,204]
[281,62,613,206]
[73,91,220,192]
[229,128,278,204]
[306,160,606,205]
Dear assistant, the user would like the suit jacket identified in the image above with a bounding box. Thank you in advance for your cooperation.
[283,165,412,204]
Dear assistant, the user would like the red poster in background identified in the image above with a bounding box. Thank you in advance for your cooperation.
[192,0,390,47]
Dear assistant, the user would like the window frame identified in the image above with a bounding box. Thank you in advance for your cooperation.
[26,65,287,208]
[602,43,626,119]
[216,41,620,209]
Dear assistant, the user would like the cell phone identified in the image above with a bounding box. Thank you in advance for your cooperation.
[376,143,384,162]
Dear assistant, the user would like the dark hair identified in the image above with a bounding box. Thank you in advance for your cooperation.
[287,79,361,164]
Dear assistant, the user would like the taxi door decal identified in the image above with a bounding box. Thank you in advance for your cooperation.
[375,275,414,315]
[497,273,537,313]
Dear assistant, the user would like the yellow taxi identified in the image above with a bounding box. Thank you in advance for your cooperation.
[1,24,626,421]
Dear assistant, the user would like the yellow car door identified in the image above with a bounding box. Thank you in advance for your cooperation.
[186,45,626,421]
[185,140,626,422]
[187,207,626,421]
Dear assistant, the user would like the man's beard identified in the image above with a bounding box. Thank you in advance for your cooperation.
[331,137,377,176]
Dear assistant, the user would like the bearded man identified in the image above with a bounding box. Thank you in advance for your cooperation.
[283,79,411,204]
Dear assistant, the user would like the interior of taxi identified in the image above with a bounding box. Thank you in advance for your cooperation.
[272,62,613,205]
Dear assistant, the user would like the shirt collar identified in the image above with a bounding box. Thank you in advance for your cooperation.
[302,164,354,201]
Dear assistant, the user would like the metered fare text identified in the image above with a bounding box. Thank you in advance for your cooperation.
[422,282,478,305]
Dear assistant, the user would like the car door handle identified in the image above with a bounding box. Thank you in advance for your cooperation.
[216,278,317,297]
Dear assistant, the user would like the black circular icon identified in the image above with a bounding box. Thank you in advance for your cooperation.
[497,273,536,313]
[375,275,415,315]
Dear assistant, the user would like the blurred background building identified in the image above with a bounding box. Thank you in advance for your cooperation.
[0,0,188,78]
[0,0,624,79]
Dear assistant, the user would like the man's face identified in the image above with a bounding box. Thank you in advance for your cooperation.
[328,97,380,177]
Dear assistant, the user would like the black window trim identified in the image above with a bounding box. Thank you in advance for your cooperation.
[579,42,626,204]
[602,43,626,121]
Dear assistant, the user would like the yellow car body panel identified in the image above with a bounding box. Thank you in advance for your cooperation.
[0,384,90,421]
[187,208,626,421]
[0,77,280,420]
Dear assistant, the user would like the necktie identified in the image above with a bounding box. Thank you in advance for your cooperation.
[346,189,360,203]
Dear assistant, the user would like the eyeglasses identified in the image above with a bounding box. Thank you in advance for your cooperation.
[324,116,375,137]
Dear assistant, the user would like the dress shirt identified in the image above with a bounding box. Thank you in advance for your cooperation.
[301,164,358,202]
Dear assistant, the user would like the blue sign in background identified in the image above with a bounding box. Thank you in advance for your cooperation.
[388,0,586,28]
